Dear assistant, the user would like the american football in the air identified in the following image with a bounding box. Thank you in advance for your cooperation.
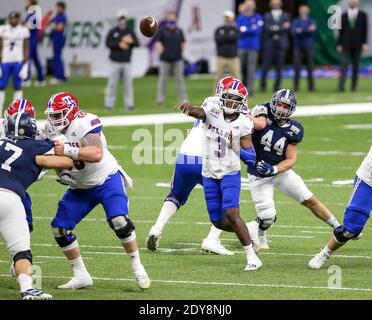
[139,16,159,37]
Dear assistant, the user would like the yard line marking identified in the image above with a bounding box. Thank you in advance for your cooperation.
[299,150,366,156]
[344,124,372,130]
[34,103,372,128]
[332,179,355,186]
[1,274,371,292]
[221,234,315,239]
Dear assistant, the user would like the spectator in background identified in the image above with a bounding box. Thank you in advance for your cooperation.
[24,0,45,87]
[337,0,368,92]
[104,10,139,111]
[155,11,187,107]
[260,0,291,92]
[214,10,241,83]
[291,4,316,92]
[49,1,67,84]
[236,0,263,96]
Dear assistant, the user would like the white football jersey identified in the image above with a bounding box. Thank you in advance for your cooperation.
[201,96,254,179]
[0,24,30,63]
[356,145,372,187]
[63,112,119,189]
[179,119,203,157]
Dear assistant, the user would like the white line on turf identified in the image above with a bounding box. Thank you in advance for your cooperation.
[0,273,371,292]
[343,124,372,130]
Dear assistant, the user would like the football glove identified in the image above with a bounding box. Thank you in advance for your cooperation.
[19,62,29,81]
[57,172,76,186]
[256,160,278,177]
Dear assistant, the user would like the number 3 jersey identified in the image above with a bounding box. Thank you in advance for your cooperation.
[250,102,304,177]
[62,112,120,189]
[201,96,254,179]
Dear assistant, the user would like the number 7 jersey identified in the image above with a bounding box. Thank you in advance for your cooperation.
[250,102,304,177]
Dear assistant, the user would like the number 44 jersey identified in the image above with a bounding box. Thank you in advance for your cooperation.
[250,102,304,177]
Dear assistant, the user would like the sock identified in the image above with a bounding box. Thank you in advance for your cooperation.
[18,273,33,292]
[326,215,341,230]
[128,250,142,271]
[323,245,333,256]
[0,91,5,115]
[243,244,256,258]
[70,256,89,277]
[153,201,178,233]
[206,225,222,241]
[13,90,23,101]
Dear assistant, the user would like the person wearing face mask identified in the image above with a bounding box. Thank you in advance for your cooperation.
[155,11,187,107]
[260,0,291,92]
[337,0,368,92]
[104,10,139,112]
[291,4,316,92]
[236,0,263,96]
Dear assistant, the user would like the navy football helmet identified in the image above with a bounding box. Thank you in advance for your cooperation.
[270,89,297,119]
[6,112,37,139]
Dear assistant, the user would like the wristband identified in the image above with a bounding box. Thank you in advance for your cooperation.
[64,144,79,161]
[273,166,279,175]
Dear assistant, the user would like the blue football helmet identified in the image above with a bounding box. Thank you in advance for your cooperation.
[6,112,37,139]
[270,89,297,119]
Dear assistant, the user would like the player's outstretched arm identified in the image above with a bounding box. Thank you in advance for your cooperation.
[35,155,73,170]
[176,101,206,121]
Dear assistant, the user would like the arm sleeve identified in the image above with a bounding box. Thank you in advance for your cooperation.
[279,13,291,33]
[33,139,54,156]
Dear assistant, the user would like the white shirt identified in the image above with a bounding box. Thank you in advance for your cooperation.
[357,145,372,187]
[201,96,254,179]
[62,112,120,189]
[348,8,359,24]
[179,119,203,157]
[272,9,283,22]
[0,24,29,63]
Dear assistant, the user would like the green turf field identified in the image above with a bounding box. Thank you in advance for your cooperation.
[1,77,372,300]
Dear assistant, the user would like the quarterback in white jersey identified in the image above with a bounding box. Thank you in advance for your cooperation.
[0,11,30,114]
[177,77,262,271]
[45,92,150,290]
[309,145,372,269]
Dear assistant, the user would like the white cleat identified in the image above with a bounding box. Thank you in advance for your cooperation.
[201,238,234,256]
[244,257,263,271]
[57,275,93,290]
[21,288,53,300]
[146,226,162,251]
[133,266,151,290]
[246,221,260,253]
[258,229,270,250]
[308,250,330,270]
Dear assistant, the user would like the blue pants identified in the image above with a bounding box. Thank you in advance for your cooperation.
[343,176,372,234]
[0,62,23,90]
[27,39,44,82]
[51,171,128,230]
[166,153,203,208]
[24,192,33,226]
[203,171,241,222]
[52,40,66,80]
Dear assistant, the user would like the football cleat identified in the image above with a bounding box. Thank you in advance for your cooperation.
[201,238,234,256]
[246,221,260,253]
[308,250,330,269]
[146,226,162,251]
[56,275,93,290]
[258,229,270,250]
[133,266,151,290]
[244,257,263,271]
[21,288,53,300]
[9,262,16,277]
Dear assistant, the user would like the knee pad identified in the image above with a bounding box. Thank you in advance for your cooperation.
[13,250,33,264]
[52,227,77,249]
[165,194,181,209]
[333,225,360,244]
[108,216,136,243]
[256,216,277,231]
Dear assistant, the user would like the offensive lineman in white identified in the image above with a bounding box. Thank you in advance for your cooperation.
[0,11,30,114]
[309,145,372,269]
[177,78,262,270]
[45,92,150,290]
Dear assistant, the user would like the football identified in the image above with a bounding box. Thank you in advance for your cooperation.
[139,16,159,37]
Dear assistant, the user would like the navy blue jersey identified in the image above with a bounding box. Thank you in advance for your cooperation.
[0,138,53,201]
[250,102,304,177]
